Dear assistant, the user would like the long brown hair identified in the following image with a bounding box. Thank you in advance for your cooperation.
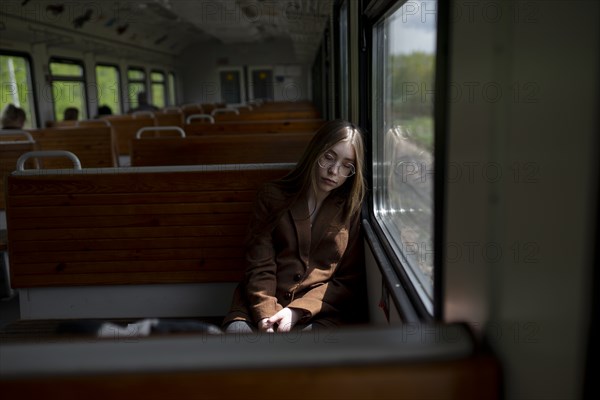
[275,119,366,222]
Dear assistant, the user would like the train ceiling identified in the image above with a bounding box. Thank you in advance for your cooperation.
[0,0,333,63]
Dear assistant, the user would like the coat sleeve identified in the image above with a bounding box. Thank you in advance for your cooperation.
[288,213,364,319]
[243,184,284,322]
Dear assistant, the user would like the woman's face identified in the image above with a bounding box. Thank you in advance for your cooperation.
[314,139,356,197]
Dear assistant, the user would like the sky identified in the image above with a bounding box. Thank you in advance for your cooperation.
[388,0,437,55]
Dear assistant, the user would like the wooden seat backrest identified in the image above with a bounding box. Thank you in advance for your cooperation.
[45,120,77,128]
[6,164,292,288]
[155,112,184,127]
[213,109,320,122]
[130,132,312,167]
[28,126,116,168]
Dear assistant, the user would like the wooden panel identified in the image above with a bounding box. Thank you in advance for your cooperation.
[0,141,35,209]
[130,133,312,166]
[185,119,325,135]
[6,167,291,287]
[104,116,157,156]
[7,170,277,194]
[155,112,184,127]
[0,356,500,400]
[29,126,116,168]
[45,120,77,128]
[8,190,257,207]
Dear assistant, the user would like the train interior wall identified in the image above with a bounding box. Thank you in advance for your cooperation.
[177,39,311,104]
[439,1,599,399]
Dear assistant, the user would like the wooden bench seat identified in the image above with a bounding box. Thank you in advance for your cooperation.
[240,101,319,114]
[28,126,116,168]
[6,164,292,289]
[181,103,224,119]
[103,115,157,157]
[213,109,320,122]
[130,132,312,166]
[185,119,325,135]
[155,111,184,127]
[45,120,77,128]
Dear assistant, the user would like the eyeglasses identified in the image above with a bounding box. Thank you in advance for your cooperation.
[317,152,356,177]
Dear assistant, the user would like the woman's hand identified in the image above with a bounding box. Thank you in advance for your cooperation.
[266,307,302,332]
[258,318,275,333]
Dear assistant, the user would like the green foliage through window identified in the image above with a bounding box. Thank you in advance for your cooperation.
[95,65,121,115]
[50,60,87,121]
[151,71,166,108]
[0,54,36,128]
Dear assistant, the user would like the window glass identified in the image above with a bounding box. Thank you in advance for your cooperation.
[50,63,83,77]
[151,71,166,108]
[50,59,87,121]
[168,72,176,105]
[0,53,37,128]
[151,72,165,82]
[128,69,145,81]
[127,67,146,110]
[373,0,437,312]
[95,65,121,115]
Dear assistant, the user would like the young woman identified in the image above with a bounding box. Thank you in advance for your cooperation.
[223,120,367,333]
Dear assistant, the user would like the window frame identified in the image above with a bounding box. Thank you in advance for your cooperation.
[127,66,147,111]
[167,71,177,106]
[336,0,350,120]
[95,63,123,115]
[362,0,450,321]
[0,49,39,128]
[49,57,88,121]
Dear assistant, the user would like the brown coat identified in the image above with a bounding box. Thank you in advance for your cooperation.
[223,182,365,327]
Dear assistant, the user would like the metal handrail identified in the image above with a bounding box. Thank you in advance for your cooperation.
[210,108,240,116]
[132,111,155,119]
[135,126,186,139]
[76,119,110,127]
[185,114,215,124]
[161,106,183,114]
[232,104,253,111]
[16,150,82,171]
[0,130,35,143]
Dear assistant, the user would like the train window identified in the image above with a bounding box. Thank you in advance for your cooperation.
[338,0,349,120]
[151,71,166,108]
[49,59,87,121]
[127,67,146,110]
[372,0,438,313]
[0,52,37,128]
[168,72,177,106]
[95,64,122,115]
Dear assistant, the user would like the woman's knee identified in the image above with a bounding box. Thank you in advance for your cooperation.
[224,320,255,334]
